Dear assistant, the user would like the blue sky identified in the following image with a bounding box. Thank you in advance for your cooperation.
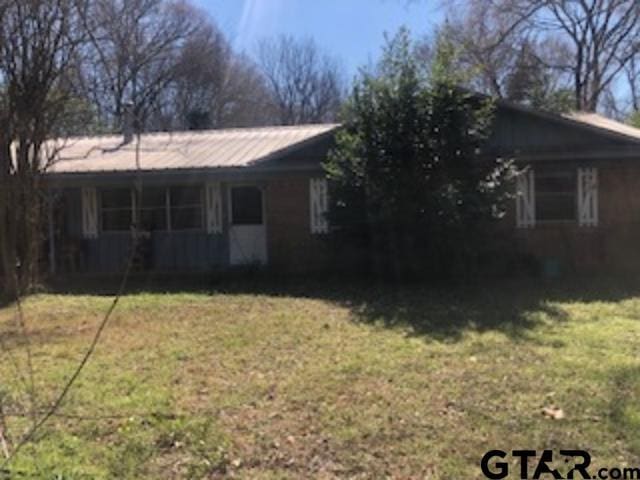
[192,0,442,79]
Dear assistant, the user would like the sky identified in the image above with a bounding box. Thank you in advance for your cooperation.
[192,0,443,79]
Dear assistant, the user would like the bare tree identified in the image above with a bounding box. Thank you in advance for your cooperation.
[80,0,202,132]
[422,0,573,111]
[257,35,345,125]
[157,21,275,130]
[537,0,640,111]
[0,2,88,464]
[456,0,640,112]
[0,0,87,296]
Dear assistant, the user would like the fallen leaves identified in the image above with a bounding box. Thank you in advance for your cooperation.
[542,406,565,420]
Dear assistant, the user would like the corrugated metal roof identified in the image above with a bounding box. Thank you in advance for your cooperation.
[564,112,640,141]
[47,124,339,174]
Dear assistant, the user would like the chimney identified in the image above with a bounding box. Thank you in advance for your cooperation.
[123,102,134,144]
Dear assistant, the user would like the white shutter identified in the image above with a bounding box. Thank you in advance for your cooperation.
[310,178,329,234]
[578,167,598,227]
[515,168,535,228]
[81,187,98,238]
[205,182,223,234]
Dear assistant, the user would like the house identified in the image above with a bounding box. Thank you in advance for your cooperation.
[46,124,337,274]
[489,102,640,273]
[45,101,640,275]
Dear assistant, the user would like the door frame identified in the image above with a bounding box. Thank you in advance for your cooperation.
[227,183,268,265]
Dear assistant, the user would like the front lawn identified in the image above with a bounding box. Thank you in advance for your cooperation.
[1,278,640,478]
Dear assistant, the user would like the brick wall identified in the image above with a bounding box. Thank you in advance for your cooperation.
[264,164,640,275]
[264,175,332,273]
[508,163,640,273]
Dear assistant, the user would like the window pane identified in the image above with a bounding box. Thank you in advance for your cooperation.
[535,170,576,222]
[170,207,203,230]
[536,194,576,221]
[536,173,575,193]
[231,186,263,225]
[139,208,167,231]
[141,188,166,208]
[102,209,132,231]
[101,188,131,209]
[171,186,202,207]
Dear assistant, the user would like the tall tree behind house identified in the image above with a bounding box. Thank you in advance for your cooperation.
[433,0,640,113]
[159,21,275,131]
[80,0,203,133]
[258,35,345,125]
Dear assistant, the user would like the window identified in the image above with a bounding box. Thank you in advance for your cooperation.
[101,188,133,232]
[231,186,263,225]
[535,170,577,222]
[170,186,203,230]
[139,187,168,231]
[100,186,204,232]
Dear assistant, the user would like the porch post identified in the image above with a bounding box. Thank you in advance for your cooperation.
[48,193,56,275]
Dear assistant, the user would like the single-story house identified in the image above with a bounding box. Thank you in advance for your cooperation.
[44,101,640,275]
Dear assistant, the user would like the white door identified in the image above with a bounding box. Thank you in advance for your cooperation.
[229,185,267,266]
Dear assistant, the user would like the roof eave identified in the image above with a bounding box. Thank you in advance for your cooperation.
[496,99,640,145]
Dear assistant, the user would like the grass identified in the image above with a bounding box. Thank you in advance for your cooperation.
[1,277,640,478]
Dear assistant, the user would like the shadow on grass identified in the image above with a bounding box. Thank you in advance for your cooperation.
[45,272,640,343]
[608,365,640,458]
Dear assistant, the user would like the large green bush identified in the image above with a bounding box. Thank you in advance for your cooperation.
[325,29,517,279]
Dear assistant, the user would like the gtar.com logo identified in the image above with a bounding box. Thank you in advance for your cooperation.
[480,449,640,479]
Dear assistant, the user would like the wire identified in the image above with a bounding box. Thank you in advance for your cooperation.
[0,130,144,468]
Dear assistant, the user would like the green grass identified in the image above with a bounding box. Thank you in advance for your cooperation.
[1,277,640,478]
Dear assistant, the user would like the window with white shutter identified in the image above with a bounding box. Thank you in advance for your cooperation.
[535,169,577,222]
[515,169,535,228]
[205,182,223,234]
[310,178,329,234]
[81,187,98,238]
[577,167,598,227]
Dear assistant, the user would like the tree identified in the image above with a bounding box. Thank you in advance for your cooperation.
[80,0,202,133]
[0,0,87,295]
[325,30,516,279]
[419,1,573,112]
[161,21,274,130]
[458,0,640,112]
[257,35,345,125]
[534,0,640,112]
[504,40,574,112]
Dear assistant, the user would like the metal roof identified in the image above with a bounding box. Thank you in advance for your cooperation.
[47,124,339,174]
[564,112,640,142]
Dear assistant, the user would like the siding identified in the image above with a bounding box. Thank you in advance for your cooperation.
[488,106,631,154]
[60,185,229,273]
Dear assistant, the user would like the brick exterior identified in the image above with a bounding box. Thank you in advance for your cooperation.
[509,163,640,273]
[264,164,640,275]
[264,174,332,273]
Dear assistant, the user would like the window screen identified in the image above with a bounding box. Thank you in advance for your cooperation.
[101,188,133,232]
[139,187,167,231]
[231,186,263,225]
[170,186,203,230]
[535,170,577,222]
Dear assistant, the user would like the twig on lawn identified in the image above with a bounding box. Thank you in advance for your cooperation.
[0,427,9,459]
[0,402,10,459]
